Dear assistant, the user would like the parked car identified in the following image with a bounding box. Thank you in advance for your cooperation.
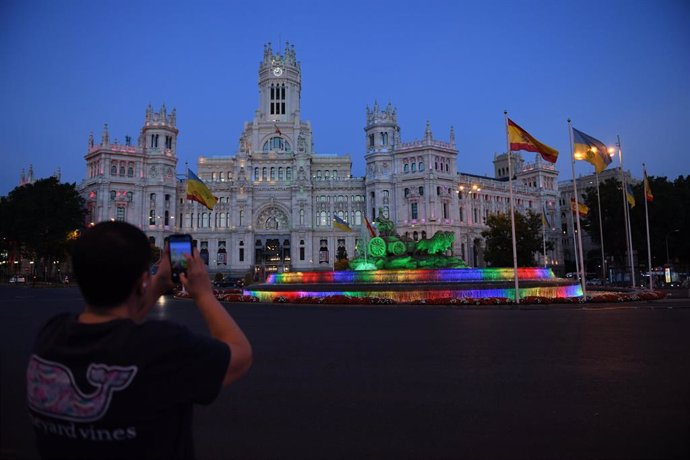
[9,275,26,283]
[214,276,244,288]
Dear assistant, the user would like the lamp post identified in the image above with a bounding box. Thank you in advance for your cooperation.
[665,229,679,266]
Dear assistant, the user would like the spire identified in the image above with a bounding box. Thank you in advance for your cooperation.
[88,131,94,149]
[145,104,153,123]
[101,123,109,146]
[450,126,455,146]
[28,164,34,183]
[425,120,432,141]
[170,108,176,126]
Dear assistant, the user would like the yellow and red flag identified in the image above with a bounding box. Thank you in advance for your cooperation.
[643,167,654,203]
[507,118,559,163]
[570,198,589,217]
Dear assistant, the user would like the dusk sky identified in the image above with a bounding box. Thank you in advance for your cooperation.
[1,0,689,196]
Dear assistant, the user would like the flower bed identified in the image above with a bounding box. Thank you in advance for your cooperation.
[174,289,666,305]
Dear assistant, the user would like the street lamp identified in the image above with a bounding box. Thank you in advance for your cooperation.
[665,229,680,266]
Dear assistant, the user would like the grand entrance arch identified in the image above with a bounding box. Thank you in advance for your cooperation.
[254,206,291,278]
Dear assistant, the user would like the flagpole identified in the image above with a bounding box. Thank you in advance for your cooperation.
[568,119,587,298]
[595,172,606,281]
[542,211,547,267]
[504,111,520,304]
[617,135,635,287]
[571,200,580,281]
[643,163,653,290]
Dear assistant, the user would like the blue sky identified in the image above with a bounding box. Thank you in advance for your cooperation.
[1,0,689,196]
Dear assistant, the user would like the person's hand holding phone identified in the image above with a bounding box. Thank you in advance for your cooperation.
[179,248,214,301]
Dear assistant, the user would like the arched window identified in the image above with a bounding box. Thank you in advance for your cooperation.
[404,188,410,198]
[404,163,409,173]
[262,167,267,180]
[119,163,125,176]
[270,167,276,180]
[354,211,362,226]
[286,167,292,180]
[419,162,425,171]
[262,137,291,152]
[278,167,284,180]
[254,167,259,180]
[411,163,417,172]
[111,162,117,176]
[413,231,419,241]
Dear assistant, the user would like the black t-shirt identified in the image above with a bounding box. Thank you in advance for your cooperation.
[26,313,230,460]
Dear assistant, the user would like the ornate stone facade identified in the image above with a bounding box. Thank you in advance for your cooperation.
[79,42,563,276]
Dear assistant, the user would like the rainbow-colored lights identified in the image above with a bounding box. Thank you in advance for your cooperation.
[267,268,555,285]
[243,268,583,304]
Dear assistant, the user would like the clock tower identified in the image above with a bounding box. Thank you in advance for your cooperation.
[258,41,301,123]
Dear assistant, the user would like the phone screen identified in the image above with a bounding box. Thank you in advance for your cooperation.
[168,235,192,281]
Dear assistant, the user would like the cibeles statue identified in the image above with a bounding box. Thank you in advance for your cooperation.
[348,209,466,271]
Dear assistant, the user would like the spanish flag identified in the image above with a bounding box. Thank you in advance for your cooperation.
[507,118,559,163]
[333,214,353,232]
[572,128,612,174]
[570,198,589,217]
[643,167,654,203]
[186,169,217,210]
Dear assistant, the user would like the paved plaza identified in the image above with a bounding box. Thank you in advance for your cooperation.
[1,285,689,459]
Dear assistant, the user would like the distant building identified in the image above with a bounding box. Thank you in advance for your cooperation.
[79,43,563,277]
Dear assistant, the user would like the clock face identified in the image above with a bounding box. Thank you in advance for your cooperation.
[273,66,283,76]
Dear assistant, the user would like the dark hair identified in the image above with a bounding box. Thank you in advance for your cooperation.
[72,221,151,308]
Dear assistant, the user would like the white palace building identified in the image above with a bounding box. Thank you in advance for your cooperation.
[79,43,564,277]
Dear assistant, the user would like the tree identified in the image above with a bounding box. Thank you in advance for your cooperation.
[481,210,550,267]
[582,175,689,272]
[0,178,85,271]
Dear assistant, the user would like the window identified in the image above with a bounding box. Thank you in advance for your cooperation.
[116,207,125,222]
[164,211,169,226]
[263,136,291,152]
[127,163,134,177]
[254,167,259,180]
[126,191,133,202]
[443,202,449,219]
[262,167,267,180]
[119,164,125,176]
[411,163,416,172]
[269,83,286,115]
[411,202,418,220]
[239,210,244,226]
[369,134,375,148]
[149,210,156,225]
[413,231,419,241]
[286,167,292,180]
[381,132,388,145]
[270,167,276,180]
[278,167,284,180]
[404,163,409,173]
[419,162,425,171]
[300,209,305,225]
[418,186,424,196]
[111,162,117,176]
[110,190,116,201]
[404,188,410,198]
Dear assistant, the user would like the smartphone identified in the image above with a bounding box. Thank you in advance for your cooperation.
[168,234,193,283]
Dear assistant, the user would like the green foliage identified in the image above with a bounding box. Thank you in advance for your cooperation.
[0,178,85,263]
[582,175,689,269]
[481,210,550,267]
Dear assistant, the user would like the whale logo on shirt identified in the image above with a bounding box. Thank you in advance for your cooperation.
[27,355,138,422]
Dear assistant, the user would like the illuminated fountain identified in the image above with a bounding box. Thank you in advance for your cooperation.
[244,212,583,303]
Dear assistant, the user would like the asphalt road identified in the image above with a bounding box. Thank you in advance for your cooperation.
[1,285,689,459]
